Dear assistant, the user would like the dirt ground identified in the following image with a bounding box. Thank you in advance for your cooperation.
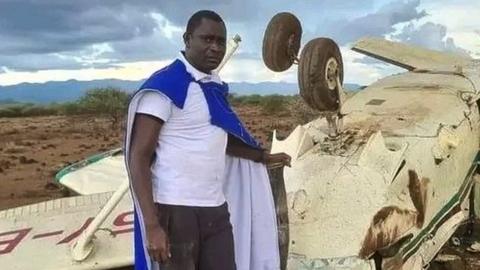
[0,115,123,209]
[0,105,297,211]
[1,106,480,269]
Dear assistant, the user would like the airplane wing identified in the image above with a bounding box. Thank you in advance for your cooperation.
[0,192,134,270]
[352,37,472,71]
[0,148,134,270]
[55,149,126,195]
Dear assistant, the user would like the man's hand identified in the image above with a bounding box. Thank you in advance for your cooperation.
[263,152,291,169]
[226,134,292,168]
[146,225,171,263]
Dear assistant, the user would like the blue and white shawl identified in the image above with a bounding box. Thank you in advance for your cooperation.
[124,60,280,270]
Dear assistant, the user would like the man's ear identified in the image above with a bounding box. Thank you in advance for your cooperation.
[183,32,191,48]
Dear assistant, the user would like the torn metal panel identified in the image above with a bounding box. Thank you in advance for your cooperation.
[284,153,389,259]
[271,125,315,160]
[357,131,408,184]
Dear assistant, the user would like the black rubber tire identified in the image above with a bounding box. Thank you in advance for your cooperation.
[298,38,344,111]
[262,12,302,72]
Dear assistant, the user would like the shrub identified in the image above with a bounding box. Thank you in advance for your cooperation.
[260,95,290,115]
[60,102,84,116]
[78,87,129,127]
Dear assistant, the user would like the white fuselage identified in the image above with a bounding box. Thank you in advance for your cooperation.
[277,71,480,268]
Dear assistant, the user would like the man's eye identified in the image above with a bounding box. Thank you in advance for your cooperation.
[204,37,213,43]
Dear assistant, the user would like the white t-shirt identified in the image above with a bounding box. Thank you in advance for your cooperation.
[135,53,228,207]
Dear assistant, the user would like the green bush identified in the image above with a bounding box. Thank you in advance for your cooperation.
[229,94,264,106]
[0,106,20,117]
[60,102,84,116]
[260,95,290,115]
[0,91,305,121]
[78,87,129,127]
[20,105,58,116]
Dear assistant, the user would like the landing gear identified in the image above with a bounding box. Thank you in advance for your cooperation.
[298,38,344,112]
[262,12,302,72]
[262,14,345,138]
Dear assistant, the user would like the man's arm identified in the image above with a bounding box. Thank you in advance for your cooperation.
[226,134,291,167]
[226,133,264,161]
[128,113,170,263]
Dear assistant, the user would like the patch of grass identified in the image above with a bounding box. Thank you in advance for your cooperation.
[229,94,295,116]
[229,94,264,106]
[260,95,292,115]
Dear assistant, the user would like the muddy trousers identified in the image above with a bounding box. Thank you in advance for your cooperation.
[155,202,236,270]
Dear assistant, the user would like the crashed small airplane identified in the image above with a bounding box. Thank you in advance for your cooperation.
[1,12,480,270]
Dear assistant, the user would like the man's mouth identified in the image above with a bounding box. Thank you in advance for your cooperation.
[207,57,221,64]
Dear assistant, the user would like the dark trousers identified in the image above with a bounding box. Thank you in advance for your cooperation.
[156,202,236,270]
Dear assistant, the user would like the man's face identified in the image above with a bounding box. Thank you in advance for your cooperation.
[184,18,227,73]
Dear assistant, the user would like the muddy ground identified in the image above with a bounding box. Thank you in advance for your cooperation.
[1,106,480,269]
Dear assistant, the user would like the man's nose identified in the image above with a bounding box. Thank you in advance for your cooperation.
[209,42,224,53]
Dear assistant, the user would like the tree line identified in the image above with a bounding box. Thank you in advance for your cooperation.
[0,88,319,125]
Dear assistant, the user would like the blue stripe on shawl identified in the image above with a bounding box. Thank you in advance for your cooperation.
[133,209,148,270]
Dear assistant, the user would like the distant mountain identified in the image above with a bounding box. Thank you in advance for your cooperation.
[0,79,141,104]
[0,79,362,104]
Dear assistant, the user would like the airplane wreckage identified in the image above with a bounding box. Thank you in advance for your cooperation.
[2,12,480,270]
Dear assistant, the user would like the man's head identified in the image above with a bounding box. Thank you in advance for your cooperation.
[183,10,226,74]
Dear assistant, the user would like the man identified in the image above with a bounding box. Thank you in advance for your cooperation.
[125,10,291,270]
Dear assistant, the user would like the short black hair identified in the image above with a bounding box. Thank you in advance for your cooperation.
[186,10,224,34]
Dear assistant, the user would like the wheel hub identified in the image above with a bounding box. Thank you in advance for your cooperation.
[325,57,339,90]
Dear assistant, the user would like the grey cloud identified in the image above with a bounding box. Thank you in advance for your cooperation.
[101,29,183,64]
[0,1,158,56]
[316,0,427,45]
[152,0,376,27]
[392,22,470,56]
[0,0,434,72]
[146,0,377,59]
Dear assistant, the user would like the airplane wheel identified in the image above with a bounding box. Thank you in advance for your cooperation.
[298,38,344,111]
[262,12,302,72]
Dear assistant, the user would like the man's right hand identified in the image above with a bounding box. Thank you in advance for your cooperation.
[146,225,171,263]
[264,152,292,169]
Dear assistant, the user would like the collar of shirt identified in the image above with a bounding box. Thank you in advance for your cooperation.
[178,51,222,84]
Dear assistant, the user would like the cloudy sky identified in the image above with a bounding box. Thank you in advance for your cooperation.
[0,0,478,86]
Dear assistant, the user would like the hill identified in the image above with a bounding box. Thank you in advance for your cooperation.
[0,79,362,104]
